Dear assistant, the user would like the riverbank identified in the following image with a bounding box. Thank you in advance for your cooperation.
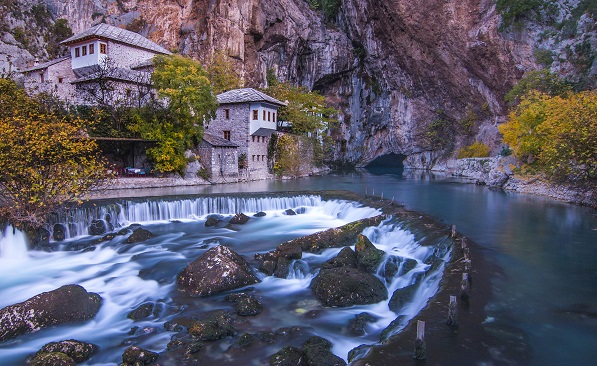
[405,155,596,208]
[97,162,596,209]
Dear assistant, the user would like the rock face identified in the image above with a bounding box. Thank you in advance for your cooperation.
[178,245,259,297]
[0,285,102,342]
[3,1,594,167]
[310,267,388,307]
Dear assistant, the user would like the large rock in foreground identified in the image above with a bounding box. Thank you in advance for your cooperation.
[310,267,388,307]
[178,245,259,297]
[0,285,102,342]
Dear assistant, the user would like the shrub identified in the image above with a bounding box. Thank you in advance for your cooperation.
[197,167,210,180]
[456,142,491,159]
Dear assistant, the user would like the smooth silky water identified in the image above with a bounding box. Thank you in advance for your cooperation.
[0,194,447,365]
[1,169,596,365]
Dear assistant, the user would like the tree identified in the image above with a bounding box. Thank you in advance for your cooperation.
[206,52,242,94]
[129,54,218,174]
[265,79,337,135]
[504,70,571,107]
[499,90,597,184]
[0,79,110,231]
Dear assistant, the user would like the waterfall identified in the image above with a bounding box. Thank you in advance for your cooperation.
[46,195,327,239]
[0,226,28,259]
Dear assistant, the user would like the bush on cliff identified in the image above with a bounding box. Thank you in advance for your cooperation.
[456,142,491,159]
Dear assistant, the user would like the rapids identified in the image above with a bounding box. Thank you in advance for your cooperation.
[0,195,449,365]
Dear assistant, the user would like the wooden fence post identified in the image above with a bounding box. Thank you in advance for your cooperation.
[413,320,426,359]
[460,273,470,300]
[447,295,458,326]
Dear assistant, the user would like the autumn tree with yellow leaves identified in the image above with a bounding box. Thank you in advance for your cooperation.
[499,90,596,185]
[0,78,110,231]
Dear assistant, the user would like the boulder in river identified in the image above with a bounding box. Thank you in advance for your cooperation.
[121,345,158,365]
[126,228,155,244]
[29,352,76,366]
[229,213,250,225]
[205,214,224,227]
[178,245,259,297]
[0,284,102,342]
[355,234,385,273]
[322,247,357,269]
[188,310,236,341]
[32,339,99,363]
[226,293,264,316]
[310,267,388,307]
[88,220,108,236]
[388,283,418,312]
[52,224,66,242]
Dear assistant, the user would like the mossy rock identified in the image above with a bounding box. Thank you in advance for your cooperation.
[35,339,99,363]
[30,352,76,366]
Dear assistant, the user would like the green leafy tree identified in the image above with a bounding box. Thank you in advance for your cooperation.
[0,79,110,231]
[207,52,242,94]
[505,70,571,106]
[265,79,337,135]
[129,55,218,174]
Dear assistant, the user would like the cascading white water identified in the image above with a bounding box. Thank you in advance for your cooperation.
[47,195,329,239]
[0,195,449,365]
[0,225,29,260]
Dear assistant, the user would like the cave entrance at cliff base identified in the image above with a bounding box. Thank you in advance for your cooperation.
[365,153,405,175]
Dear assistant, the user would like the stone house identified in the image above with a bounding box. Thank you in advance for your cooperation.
[203,88,285,180]
[20,24,171,171]
[197,133,239,183]
[21,23,171,105]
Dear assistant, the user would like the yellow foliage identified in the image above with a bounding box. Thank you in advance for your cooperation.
[456,141,491,158]
[0,78,110,230]
[499,90,597,183]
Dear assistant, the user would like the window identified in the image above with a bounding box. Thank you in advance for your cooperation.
[40,73,44,82]
[268,111,271,121]
[58,77,63,83]
[82,45,87,56]
[273,113,276,123]
[263,110,266,120]
[252,136,255,142]
[223,130,231,141]
[74,47,80,57]
[224,109,230,119]
[262,155,266,161]
[100,43,107,54]
[252,110,258,120]
[89,44,94,54]
[252,155,255,161]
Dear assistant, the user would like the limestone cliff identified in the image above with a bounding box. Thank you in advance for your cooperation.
[2,0,595,167]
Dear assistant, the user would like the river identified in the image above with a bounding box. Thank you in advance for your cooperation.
[1,169,596,365]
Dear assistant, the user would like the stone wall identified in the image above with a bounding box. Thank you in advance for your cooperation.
[23,59,78,102]
[107,41,159,68]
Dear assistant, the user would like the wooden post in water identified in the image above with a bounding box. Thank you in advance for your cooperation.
[464,259,472,272]
[413,320,426,359]
[460,273,470,300]
[447,295,458,326]
[450,224,457,238]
